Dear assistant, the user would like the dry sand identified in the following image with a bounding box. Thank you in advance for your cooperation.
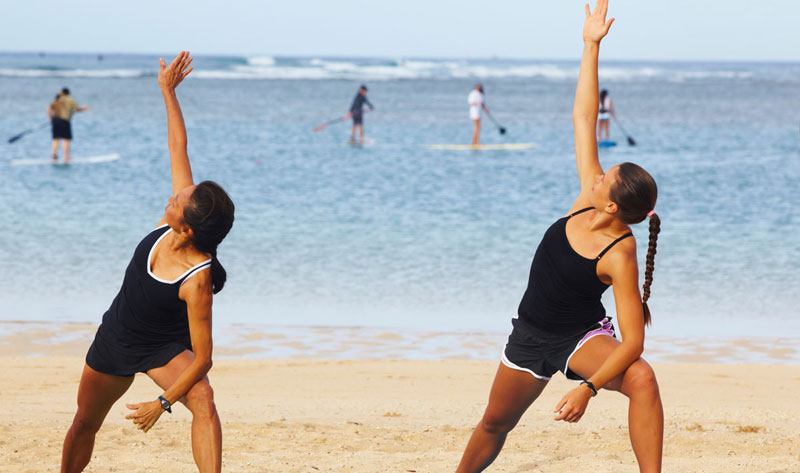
[2,355,799,472]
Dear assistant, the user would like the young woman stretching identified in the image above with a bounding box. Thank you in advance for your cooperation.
[455,2,663,472]
[60,51,235,473]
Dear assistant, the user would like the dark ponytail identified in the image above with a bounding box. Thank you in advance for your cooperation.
[609,162,659,325]
[183,181,235,294]
[641,213,660,326]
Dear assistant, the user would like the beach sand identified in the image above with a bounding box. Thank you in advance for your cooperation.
[2,351,799,472]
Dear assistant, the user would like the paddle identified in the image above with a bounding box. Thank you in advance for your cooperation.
[313,113,350,133]
[611,116,636,146]
[313,108,373,133]
[8,121,50,143]
[484,109,506,135]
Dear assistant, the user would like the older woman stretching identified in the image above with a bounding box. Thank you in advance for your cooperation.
[61,51,235,473]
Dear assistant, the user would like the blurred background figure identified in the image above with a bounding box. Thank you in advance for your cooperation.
[48,87,89,163]
[597,88,615,142]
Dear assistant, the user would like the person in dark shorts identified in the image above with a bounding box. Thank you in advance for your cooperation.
[349,84,374,143]
[456,2,664,472]
[48,87,89,163]
[60,52,235,473]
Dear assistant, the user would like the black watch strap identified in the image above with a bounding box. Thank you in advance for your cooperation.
[581,380,598,397]
[158,395,172,413]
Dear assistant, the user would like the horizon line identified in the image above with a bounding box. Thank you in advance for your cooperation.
[2,49,799,65]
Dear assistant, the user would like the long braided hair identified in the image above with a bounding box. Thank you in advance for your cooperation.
[609,162,659,325]
[183,181,235,294]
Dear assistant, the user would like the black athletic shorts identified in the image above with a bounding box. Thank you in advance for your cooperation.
[502,316,615,381]
[51,117,72,140]
[351,110,363,125]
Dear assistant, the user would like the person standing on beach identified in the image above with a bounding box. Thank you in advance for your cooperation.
[48,88,89,163]
[349,84,374,143]
[469,84,489,145]
[456,2,663,472]
[60,52,234,473]
[598,88,616,141]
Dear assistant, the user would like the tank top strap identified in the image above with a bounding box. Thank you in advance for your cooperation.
[568,207,594,218]
[596,233,633,261]
[179,261,212,287]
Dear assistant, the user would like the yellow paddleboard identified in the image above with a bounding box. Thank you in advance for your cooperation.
[426,143,535,151]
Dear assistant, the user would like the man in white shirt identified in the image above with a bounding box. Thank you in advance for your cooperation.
[468,84,489,145]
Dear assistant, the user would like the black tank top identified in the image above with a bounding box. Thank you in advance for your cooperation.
[517,208,632,336]
[89,225,211,374]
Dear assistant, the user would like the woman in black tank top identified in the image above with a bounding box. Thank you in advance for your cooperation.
[457,2,664,472]
[61,52,235,473]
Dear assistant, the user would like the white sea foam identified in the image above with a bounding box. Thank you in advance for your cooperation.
[0,60,764,82]
[247,56,276,67]
[0,68,145,78]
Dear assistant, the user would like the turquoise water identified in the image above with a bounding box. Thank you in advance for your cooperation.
[1,53,799,340]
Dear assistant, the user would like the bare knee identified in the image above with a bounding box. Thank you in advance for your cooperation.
[70,410,103,436]
[184,381,216,418]
[622,360,660,401]
[479,410,519,435]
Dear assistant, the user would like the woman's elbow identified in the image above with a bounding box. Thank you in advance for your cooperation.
[620,339,644,359]
[194,356,213,374]
[572,112,596,126]
[168,137,187,148]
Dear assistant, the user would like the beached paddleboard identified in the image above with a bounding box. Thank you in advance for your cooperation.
[10,154,120,166]
[598,141,617,148]
[426,143,534,151]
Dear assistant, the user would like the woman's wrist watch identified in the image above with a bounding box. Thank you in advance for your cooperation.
[580,380,598,397]
[158,395,172,413]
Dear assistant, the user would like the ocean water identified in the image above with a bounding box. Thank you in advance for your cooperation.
[1,53,799,341]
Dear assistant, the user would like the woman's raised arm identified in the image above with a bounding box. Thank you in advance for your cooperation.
[158,51,195,196]
[572,1,614,197]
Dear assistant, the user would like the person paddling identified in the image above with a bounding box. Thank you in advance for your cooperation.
[456,2,663,471]
[60,52,235,473]
[349,84,374,144]
[48,88,89,163]
[598,88,616,142]
[469,84,490,145]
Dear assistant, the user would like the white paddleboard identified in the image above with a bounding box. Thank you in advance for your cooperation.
[426,143,534,151]
[10,154,120,166]
[344,137,375,146]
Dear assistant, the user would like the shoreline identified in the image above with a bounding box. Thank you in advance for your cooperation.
[2,356,798,472]
[1,320,798,365]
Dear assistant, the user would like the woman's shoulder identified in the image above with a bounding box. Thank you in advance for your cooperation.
[598,233,638,269]
[178,264,213,301]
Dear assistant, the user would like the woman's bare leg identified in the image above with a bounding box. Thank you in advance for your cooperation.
[568,335,663,473]
[147,350,221,473]
[597,120,609,141]
[456,362,548,473]
[471,119,481,145]
[61,364,134,473]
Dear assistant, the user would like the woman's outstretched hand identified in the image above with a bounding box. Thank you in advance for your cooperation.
[553,385,593,423]
[583,0,615,44]
[125,400,164,433]
[158,51,194,91]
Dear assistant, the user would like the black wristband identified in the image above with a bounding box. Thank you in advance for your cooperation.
[158,395,172,413]
[581,380,598,397]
